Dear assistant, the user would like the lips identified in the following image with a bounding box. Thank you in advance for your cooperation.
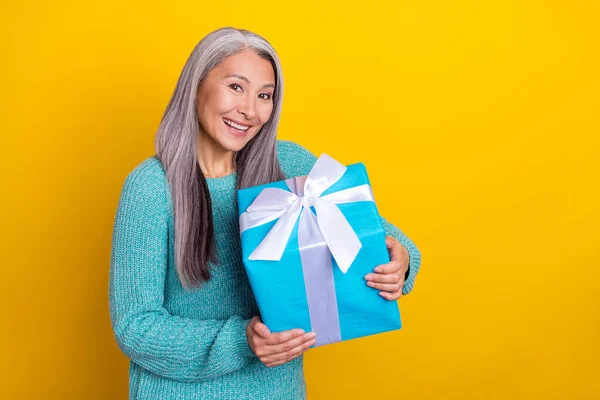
[223,118,250,136]
[223,117,251,128]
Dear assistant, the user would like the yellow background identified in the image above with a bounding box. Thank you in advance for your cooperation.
[2,0,599,398]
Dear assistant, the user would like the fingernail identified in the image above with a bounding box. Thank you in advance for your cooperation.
[364,274,374,281]
[296,329,305,335]
[367,281,374,287]
[307,332,316,339]
[374,267,382,273]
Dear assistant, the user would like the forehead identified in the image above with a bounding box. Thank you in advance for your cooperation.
[215,50,275,84]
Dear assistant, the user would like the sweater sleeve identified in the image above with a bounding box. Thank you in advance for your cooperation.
[276,139,422,295]
[108,163,256,383]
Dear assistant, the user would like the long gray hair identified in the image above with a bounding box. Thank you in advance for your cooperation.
[155,27,286,290]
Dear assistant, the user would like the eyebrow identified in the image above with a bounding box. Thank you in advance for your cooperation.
[224,73,275,89]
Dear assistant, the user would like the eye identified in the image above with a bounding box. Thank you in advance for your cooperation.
[229,83,242,92]
[259,93,272,100]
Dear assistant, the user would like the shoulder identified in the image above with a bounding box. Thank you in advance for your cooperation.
[119,156,169,211]
[125,155,167,182]
[276,139,317,159]
[276,139,319,178]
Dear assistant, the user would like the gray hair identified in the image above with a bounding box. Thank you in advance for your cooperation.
[155,27,285,290]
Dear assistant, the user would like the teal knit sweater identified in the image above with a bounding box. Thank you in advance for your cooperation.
[109,139,421,399]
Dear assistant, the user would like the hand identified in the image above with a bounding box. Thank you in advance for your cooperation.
[246,316,316,368]
[364,236,409,300]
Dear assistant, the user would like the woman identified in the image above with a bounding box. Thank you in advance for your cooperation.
[109,26,422,400]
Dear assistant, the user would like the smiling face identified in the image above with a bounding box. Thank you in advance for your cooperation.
[195,49,276,154]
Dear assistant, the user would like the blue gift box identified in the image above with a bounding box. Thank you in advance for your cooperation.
[237,155,402,347]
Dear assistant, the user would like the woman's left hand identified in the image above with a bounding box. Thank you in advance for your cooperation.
[364,236,409,300]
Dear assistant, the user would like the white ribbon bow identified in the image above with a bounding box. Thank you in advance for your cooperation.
[239,153,375,273]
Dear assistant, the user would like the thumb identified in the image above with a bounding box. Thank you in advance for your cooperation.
[250,316,271,338]
[386,236,397,249]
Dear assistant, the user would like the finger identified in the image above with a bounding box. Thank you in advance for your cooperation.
[372,260,403,274]
[247,316,260,332]
[264,328,306,345]
[366,280,403,293]
[263,335,317,365]
[264,337,315,366]
[386,236,407,261]
[364,271,402,284]
[248,317,271,338]
[265,342,309,368]
[385,236,401,250]
[265,360,286,368]
[252,322,271,338]
[379,289,402,301]
[265,332,316,357]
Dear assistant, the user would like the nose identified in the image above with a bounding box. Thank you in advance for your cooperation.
[237,94,257,120]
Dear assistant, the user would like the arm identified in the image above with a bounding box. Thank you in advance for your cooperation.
[108,166,255,383]
[277,140,422,295]
[276,139,319,178]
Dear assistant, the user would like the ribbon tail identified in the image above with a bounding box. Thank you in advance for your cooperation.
[314,199,362,273]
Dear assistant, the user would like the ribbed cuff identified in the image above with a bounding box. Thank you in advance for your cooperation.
[235,318,257,358]
[402,246,421,296]
[404,247,410,281]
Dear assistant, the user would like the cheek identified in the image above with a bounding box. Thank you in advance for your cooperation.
[198,91,236,133]
[211,90,237,114]
[258,102,275,125]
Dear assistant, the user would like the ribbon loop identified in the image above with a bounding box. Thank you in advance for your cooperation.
[239,153,375,273]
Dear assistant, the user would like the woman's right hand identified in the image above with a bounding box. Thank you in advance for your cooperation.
[246,316,317,367]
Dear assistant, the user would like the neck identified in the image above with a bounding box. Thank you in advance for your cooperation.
[197,133,236,178]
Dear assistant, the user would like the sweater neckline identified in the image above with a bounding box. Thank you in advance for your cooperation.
[205,171,237,191]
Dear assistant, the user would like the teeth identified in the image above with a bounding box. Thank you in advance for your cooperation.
[224,118,249,131]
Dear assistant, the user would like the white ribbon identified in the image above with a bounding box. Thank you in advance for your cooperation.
[239,153,375,273]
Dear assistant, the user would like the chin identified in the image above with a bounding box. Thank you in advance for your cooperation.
[218,126,256,151]
[217,134,250,152]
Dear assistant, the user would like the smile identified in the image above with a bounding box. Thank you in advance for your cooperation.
[223,118,250,132]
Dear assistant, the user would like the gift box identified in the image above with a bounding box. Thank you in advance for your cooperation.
[237,153,401,347]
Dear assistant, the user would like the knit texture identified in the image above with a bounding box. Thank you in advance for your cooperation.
[109,139,422,399]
